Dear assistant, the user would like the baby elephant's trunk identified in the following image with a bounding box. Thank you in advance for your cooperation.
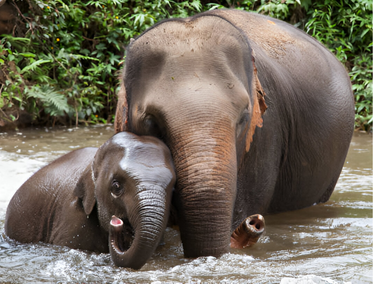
[109,186,171,269]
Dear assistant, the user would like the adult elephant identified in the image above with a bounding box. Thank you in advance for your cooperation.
[114,9,354,258]
[5,132,176,269]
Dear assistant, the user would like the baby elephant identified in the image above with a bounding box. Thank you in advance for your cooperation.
[5,132,176,270]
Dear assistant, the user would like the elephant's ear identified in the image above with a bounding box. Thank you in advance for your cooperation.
[252,56,267,116]
[74,164,96,216]
[246,53,267,152]
[114,80,129,133]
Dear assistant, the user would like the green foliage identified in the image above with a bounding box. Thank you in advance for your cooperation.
[26,85,70,117]
[302,0,372,131]
[0,0,203,126]
[351,53,373,130]
[257,0,301,20]
[0,0,371,131]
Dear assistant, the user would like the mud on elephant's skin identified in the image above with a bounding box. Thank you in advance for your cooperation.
[5,132,176,270]
[115,9,355,258]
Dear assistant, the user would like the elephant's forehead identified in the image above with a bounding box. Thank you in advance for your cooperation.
[119,147,174,186]
[131,15,247,58]
[111,135,173,180]
[111,132,167,157]
[126,15,253,104]
[124,143,167,164]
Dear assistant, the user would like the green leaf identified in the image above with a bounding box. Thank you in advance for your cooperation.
[12,96,22,103]
[19,53,36,58]
[21,59,53,74]
[26,86,70,116]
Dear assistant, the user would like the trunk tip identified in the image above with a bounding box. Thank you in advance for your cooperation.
[245,214,265,233]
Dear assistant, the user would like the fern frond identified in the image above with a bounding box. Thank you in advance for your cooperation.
[21,59,53,74]
[26,86,71,116]
[71,54,100,61]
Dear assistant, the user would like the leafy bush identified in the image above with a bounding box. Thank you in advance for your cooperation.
[0,0,371,131]
[303,0,372,131]
[0,0,203,126]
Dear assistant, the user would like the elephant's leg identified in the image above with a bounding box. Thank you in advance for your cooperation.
[230,214,265,249]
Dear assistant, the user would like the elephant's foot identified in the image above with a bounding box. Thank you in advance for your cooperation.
[109,215,134,253]
[230,214,265,249]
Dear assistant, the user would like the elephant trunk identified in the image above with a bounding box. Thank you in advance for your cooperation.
[171,127,237,258]
[109,187,170,269]
[230,214,265,249]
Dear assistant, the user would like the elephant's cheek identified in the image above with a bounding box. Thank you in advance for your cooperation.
[96,188,124,232]
[96,200,112,232]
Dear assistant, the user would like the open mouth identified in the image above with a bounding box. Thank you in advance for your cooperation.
[110,215,134,253]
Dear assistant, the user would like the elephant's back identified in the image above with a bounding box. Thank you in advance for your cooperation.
[208,10,330,58]
[208,9,354,107]
[207,9,310,59]
[4,147,97,243]
[41,147,97,188]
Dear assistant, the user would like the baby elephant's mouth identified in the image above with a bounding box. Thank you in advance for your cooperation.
[110,215,134,253]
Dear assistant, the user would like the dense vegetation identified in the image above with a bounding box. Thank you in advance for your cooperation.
[0,0,372,130]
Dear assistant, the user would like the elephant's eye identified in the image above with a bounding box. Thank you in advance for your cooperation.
[142,114,164,139]
[236,108,249,138]
[111,180,124,198]
[238,108,249,125]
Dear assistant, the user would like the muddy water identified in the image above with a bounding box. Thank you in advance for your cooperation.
[0,126,371,283]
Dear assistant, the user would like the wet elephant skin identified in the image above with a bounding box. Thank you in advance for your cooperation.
[5,132,176,270]
[114,9,355,258]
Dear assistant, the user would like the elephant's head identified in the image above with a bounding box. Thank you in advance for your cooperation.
[75,132,176,269]
[115,14,266,258]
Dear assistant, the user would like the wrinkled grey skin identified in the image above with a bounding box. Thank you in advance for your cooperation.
[114,10,354,258]
[5,132,176,270]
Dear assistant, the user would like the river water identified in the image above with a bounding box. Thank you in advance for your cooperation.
[0,126,371,283]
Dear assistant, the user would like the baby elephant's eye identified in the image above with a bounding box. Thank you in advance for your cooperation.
[111,180,123,198]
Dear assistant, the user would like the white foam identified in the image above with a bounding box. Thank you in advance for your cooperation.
[280,275,351,284]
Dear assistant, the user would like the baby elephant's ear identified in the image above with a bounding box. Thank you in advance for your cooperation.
[74,165,96,216]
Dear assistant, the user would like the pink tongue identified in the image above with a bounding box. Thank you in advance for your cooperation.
[110,216,123,226]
